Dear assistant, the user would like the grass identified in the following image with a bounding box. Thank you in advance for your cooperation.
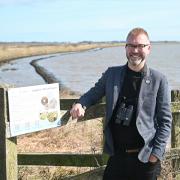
[17,118,103,154]
[17,118,104,179]
[0,42,122,63]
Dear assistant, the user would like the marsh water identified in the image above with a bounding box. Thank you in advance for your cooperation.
[0,43,180,94]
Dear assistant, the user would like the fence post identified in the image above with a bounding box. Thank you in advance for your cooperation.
[0,85,17,180]
[171,112,180,148]
[171,90,180,179]
[171,90,180,102]
[171,90,180,148]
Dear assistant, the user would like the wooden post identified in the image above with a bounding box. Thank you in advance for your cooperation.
[171,90,180,148]
[171,112,180,148]
[171,90,180,180]
[0,85,17,180]
[171,90,180,102]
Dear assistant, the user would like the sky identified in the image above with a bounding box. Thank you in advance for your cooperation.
[0,0,180,42]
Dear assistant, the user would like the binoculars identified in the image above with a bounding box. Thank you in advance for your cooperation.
[115,103,134,126]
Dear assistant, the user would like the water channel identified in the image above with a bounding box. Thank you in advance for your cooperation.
[0,43,180,94]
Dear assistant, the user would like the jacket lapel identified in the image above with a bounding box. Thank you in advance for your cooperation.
[112,65,127,110]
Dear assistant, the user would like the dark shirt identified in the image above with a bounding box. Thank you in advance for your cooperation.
[110,66,144,153]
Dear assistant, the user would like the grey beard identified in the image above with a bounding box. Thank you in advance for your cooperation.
[128,58,144,66]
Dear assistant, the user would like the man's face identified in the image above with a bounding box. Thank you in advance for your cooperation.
[125,34,151,67]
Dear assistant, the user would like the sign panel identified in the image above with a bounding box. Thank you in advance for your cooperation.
[8,83,61,137]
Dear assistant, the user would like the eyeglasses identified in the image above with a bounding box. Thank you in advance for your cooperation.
[125,44,150,49]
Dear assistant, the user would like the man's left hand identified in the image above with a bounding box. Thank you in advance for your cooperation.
[149,154,158,163]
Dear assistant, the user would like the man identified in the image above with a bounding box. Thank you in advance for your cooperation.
[70,28,172,180]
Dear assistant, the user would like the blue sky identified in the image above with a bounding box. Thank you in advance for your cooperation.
[0,0,180,42]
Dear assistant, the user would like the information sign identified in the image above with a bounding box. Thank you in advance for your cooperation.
[8,83,61,137]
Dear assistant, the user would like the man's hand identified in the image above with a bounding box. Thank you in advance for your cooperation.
[70,103,85,119]
[149,154,158,163]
